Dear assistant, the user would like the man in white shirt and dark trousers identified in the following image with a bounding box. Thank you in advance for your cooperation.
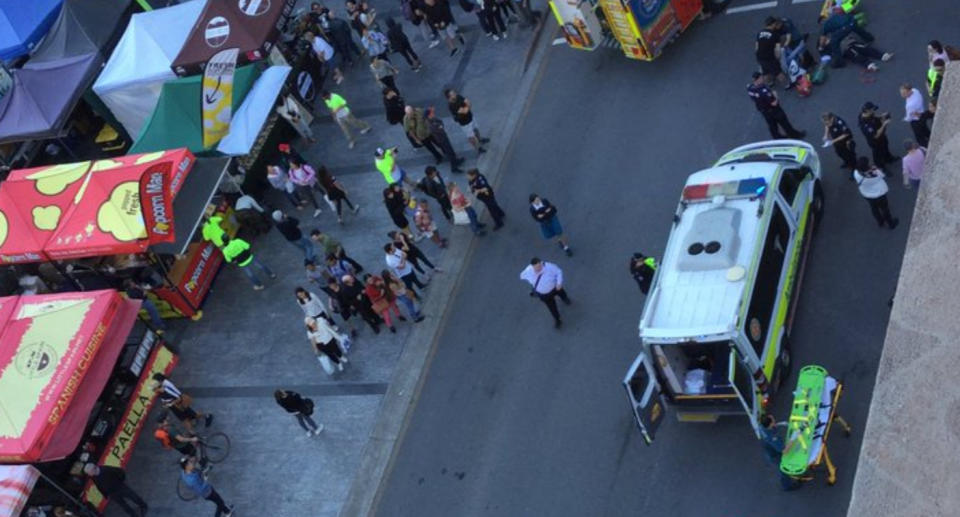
[520,257,570,328]
[385,243,428,292]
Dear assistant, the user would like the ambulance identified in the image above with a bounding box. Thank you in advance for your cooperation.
[623,140,824,444]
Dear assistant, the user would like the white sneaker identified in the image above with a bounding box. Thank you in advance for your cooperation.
[313,424,325,435]
[428,39,441,48]
[337,361,344,371]
[360,127,372,135]
[341,355,349,364]
[306,430,314,437]
[314,208,322,217]
[881,52,893,61]
[492,34,500,41]
[867,62,878,71]
[352,204,361,214]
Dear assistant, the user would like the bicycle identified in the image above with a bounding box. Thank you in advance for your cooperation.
[175,431,231,501]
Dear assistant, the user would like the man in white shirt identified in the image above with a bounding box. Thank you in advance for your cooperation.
[385,243,427,292]
[304,31,344,84]
[900,83,930,147]
[519,257,570,328]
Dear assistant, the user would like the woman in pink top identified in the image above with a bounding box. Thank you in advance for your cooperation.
[414,199,447,248]
[901,139,926,190]
[288,156,328,217]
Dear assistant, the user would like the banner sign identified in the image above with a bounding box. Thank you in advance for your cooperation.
[201,47,240,148]
[139,162,175,244]
[549,0,602,51]
[83,344,177,510]
[598,0,646,59]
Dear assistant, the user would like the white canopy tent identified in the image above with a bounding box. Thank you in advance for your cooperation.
[217,65,291,156]
[92,0,204,139]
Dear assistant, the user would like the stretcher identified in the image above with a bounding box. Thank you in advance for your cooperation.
[780,365,852,485]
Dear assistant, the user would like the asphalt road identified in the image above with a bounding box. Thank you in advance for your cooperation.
[377,2,955,516]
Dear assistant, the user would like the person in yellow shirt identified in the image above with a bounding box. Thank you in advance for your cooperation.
[322,90,371,149]
[221,235,276,290]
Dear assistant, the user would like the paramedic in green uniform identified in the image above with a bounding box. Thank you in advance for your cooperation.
[221,235,276,291]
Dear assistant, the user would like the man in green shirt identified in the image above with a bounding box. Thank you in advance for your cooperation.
[221,235,276,290]
[310,229,364,273]
[322,90,371,149]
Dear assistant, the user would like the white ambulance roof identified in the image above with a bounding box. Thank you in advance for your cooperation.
[639,162,782,341]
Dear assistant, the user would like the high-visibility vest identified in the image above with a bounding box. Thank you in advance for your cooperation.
[644,257,658,270]
[840,0,857,13]
[222,239,253,267]
[928,67,941,96]
[375,150,397,183]
[202,216,225,247]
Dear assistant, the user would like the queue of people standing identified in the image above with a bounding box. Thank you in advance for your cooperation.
[745,6,945,230]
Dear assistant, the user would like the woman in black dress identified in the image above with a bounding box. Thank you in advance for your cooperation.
[318,166,358,224]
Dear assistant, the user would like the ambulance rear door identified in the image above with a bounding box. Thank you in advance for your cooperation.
[623,351,668,445]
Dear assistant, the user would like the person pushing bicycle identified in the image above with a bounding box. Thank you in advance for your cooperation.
[154,413,208,471]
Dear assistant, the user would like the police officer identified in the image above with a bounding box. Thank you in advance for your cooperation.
[630,253,657,295]
[747,72,806,140]
[858,102,897,168]
[821,111,857,170]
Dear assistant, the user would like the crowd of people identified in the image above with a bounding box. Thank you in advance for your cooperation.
[747,3,949,230]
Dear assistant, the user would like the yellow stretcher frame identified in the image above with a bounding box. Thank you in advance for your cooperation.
[787,380,852,485]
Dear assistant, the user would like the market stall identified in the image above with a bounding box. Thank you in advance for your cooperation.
[0,161,91,264]
[217,65,291,156]
[0,53,101,144]
[92,0,205,138]
[0,148,234,318]
[0,0,62,62]
[129,64,261,154]
[172,0,294,77]
[29,0,132,63]
[0,290,175,515]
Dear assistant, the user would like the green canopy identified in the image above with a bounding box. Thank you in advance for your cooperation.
[129,64,260,154]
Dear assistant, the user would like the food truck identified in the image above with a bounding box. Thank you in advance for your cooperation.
[550,0,714,60]
[623,140,824,444]
[0,290,175,515]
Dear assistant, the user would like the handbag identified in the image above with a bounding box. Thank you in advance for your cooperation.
[317,354,336,375]
[303,398,315,416]
[452,209,470,226]
[338,334,352,353]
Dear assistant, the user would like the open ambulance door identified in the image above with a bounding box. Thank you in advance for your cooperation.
[623,352,667,445]
[728,348,762,438]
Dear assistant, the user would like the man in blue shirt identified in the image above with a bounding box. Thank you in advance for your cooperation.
[180,456,234,516]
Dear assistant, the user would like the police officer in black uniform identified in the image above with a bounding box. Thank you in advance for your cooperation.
[747,72,807,140]
[858,101,898,168]
[821,111,857,170]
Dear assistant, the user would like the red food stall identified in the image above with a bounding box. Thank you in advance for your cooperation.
[0,149,235,319]
[0,290,176,515]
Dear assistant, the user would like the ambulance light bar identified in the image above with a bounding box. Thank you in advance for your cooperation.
[681,178,767,202]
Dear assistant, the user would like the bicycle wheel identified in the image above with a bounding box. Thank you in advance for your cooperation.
[202,432,231,463]
[176,477,198,502]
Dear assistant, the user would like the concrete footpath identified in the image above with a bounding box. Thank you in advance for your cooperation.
[114,2,553,516]
[847,64,960,516]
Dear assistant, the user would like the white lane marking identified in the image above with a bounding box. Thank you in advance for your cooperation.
[792,0,821,4]
[726,1,779,14]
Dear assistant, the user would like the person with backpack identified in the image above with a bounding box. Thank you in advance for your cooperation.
[853,156,899,229]
[275,389,323,436]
